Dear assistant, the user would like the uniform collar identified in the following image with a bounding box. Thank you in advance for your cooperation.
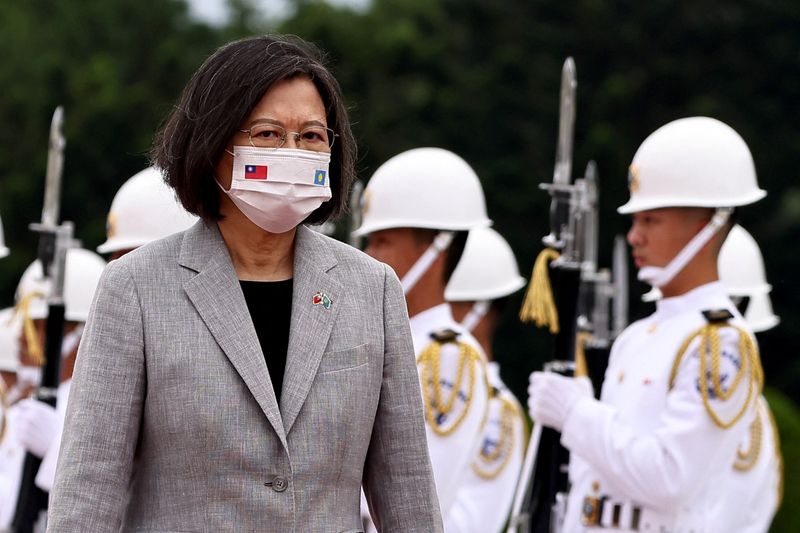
[654,281,730,320]
[408,302,456,333]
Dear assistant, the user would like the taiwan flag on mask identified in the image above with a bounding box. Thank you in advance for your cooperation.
[245,165,268,180]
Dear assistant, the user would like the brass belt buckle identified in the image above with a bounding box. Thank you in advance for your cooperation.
[581,495,606,526]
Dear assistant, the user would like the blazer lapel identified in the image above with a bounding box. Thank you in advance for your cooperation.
[280,225,343,434]
[179,221,287,448]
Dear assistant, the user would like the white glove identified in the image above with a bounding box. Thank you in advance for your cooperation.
[527,372,593,432]
[15,399,60,458]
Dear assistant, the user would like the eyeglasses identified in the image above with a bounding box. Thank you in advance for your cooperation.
[239,122,337,151]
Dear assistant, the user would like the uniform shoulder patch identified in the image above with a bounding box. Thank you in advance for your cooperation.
[430,328,460,343]
[702,309,734,323]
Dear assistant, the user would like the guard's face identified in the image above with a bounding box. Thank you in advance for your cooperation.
[627,208,706,269]
[364,228,430,280]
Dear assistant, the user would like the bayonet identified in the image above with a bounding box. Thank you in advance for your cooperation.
[553,58,577,187]
[541,58,577,253]
[349,179,364,249]
[42,106,65,229]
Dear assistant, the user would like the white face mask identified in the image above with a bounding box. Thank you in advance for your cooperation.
[219,146,332,234]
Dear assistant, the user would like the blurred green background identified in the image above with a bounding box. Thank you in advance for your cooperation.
[0,0,797,529]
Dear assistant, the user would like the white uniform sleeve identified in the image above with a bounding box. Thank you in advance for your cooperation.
[0,409,26,528]
[420,341,490,515]
[561,327,757,510]
[444,399,526,533]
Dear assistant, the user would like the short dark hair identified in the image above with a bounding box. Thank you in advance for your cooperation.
[151,35,356,223]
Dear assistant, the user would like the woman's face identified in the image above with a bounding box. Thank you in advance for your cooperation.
[215,76,328,190]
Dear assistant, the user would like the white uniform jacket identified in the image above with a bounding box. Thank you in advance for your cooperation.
[445,361,526,533]
[410,303,491,516]
[560,282,761,532]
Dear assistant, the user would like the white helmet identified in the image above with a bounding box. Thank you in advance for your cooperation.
[618,117,766,214]
[445,227,526,301]
[15,248,107,323]
[0,308,21,372]
[0,214,9,258]
[97,167,198,254]
[352,147,491,236]
[719,225,779,332]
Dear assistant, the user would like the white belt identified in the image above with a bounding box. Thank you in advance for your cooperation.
[581,495,705,532]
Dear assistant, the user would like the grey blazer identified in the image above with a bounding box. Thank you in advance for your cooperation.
[47,222,442,533]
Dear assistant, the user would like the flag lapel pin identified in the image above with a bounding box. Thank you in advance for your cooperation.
[312,291,332,310]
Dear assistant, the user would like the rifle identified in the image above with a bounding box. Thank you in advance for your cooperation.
[574,164,629,394]
[12,106,74,533]
[508,57,581,533]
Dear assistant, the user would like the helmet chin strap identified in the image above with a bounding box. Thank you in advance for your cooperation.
[460,300,491,332]
[638,207,733,288]
[401,231,455,294]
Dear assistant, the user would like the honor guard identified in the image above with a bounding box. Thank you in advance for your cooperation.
[97,166,198,260]
[0,247,106,526]
[355,147,493,516]
[528,117,766,532]
[710,224,782,533]
[443,227,528,533]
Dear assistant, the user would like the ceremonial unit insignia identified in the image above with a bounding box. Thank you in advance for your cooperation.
[312,291,332,309]
[627,164,641,193]
[361,189,371,215]
[106,213,117,239]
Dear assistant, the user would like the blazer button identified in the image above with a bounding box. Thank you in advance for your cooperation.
[272,476,288,492]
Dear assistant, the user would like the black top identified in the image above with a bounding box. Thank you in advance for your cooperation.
[240,279,293,406]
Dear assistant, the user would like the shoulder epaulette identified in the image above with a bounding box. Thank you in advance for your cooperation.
[702,308,734,323]
[429,328,460,343]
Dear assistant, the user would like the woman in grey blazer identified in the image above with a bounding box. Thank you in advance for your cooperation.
[47,35,442,533]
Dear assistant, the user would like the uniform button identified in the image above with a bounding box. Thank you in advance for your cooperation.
[272,476,288,492]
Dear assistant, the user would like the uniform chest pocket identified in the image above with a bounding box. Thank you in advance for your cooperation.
[318,343,369,374]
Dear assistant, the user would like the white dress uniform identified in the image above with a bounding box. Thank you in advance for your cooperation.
[444,361,525,533]
[560,282,761,532]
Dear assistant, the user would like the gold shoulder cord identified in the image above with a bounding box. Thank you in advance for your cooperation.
[669,322,763,429]
[471,396,522,479]
[733,408,762,472]
[417,339,485,437]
